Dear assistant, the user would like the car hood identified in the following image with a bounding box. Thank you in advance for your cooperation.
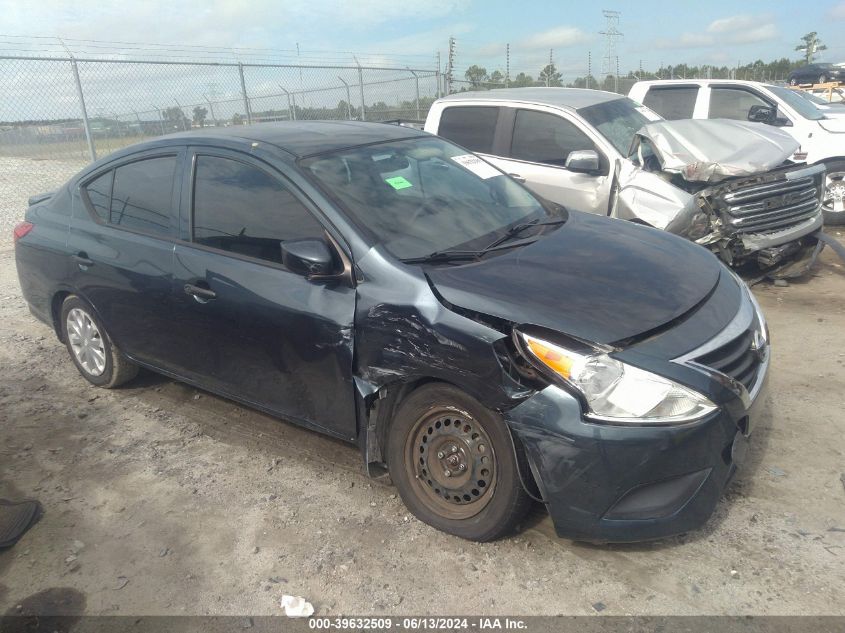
[818,117,845,133]
[634,119,799,183]
[426,211,721,345]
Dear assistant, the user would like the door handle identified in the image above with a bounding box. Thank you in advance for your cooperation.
[72,252,94,267]
[509,173,526,183]
[184,283,216,302]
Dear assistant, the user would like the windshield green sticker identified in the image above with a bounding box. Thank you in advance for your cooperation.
[385,176,413,190]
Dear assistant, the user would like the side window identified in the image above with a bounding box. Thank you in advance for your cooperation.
[510,109,595,167]
[709,88,770,120]
[84,171,112,222]
[642,87,698,120]
[438,107,500,154]
[110,156,177,235]
[192,155,325,265]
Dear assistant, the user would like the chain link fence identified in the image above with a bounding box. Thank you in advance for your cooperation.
[0,55,440,233]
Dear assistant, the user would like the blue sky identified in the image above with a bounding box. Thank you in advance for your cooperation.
[1,0,844,80]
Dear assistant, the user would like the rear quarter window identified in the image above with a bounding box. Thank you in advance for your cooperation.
[642,87,699,120]
[437,106,500,154]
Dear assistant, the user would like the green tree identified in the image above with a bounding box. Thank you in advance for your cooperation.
[464,65,489,88]
[539,63,562,87]
[489,70,504,85]
[192,106,208,128]
[162,106,189,131]
[511,72,535,88]
[796,32,827,64]
[232,113,244,125]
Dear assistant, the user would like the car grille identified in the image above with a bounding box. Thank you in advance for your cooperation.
[693,328,762,392]
[717,169,822,234]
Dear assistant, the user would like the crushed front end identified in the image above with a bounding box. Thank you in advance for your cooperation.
[691,163,825,275]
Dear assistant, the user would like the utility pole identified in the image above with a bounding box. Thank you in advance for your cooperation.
[599,9,623,90]
[446,36,456,95]
[587,51,591,88]
[506,43,510,87]
[546,49,553,87]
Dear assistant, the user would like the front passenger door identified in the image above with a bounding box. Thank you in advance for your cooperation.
[489,108,610,214]
[169,150,357,440]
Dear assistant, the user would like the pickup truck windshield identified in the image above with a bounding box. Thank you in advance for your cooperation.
[766,85,826,121]
[578,98,656,155]
[301,137,549,260]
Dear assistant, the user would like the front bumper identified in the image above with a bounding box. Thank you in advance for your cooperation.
[505,369,768,543]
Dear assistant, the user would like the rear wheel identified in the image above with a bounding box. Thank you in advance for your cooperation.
[822,161,845,226]
[819,73,829,84]
[60,295,138,388]
[789,77,798,86]
[386,384,531,541]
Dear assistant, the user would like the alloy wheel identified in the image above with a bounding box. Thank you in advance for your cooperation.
[66,307,106,376]
[823,171,845,215]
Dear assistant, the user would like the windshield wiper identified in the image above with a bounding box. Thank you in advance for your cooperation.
[401,234,547,265]
[482,217,566,251]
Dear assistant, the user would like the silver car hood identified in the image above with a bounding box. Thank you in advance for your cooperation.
[633,119,800,183]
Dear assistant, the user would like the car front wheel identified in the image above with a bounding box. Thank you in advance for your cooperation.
[822,161,845,226]
[60,295,139,388]
[386,383,532,541]
[819,74,829,84]
[789,77,798,86]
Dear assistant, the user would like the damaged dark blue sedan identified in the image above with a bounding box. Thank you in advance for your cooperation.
[14,121,769,542]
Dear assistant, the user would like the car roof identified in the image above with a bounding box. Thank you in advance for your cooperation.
[437,87,623,111]
[632,79,778,88]
[131,121,428,158]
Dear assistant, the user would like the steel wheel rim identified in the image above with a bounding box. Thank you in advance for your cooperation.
[404,407,497,520]
[823,171,845,214]
[67,308,106,376]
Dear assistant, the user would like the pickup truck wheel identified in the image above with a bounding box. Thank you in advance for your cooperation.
[822,161,845,226]
[819,74,829,84]
[60,296,139,388]
[789,77,798,86]
[386,384,531,542]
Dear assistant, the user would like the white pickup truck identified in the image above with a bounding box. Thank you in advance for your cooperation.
[424,87,825,275]
[628,79,845,224]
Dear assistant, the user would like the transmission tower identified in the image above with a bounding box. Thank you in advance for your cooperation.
[599,10,623,86]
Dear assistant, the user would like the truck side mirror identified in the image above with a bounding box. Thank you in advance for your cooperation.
[565,150,600,174]
[747,104,777,124]
[281,239,335,278]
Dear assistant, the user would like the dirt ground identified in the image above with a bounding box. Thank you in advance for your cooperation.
[0,236,844,617]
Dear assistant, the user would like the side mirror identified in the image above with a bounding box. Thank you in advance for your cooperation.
[747,104,777,124]
[565,149,600,174]
[280,238,335,277]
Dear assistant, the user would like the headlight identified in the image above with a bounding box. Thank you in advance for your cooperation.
[517,332,717,425]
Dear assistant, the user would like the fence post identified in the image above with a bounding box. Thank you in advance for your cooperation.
[203,95,218,127]
[238,63,252,124]
[278,86,295,121]
[436,51,442,98]
[357,64,366,122]
[70,58,96,162]
[409,69,420,119]
[338,77,353,120]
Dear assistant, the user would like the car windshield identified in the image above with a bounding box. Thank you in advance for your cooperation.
[301,136,551,260]
[767,85,826,120]
[577,97,660,155]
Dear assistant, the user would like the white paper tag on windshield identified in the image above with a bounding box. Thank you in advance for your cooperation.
[635,106,662,122]
[451,154,500,179]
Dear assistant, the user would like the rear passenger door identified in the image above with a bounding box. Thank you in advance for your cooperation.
[69,149,184,366]
[640,85,701,120]
[493,108,610,214]
[168,148,357,440]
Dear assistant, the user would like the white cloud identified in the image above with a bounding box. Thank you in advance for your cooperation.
[652,13,777,50]
[517,26,592,50]
[829,1,845,19]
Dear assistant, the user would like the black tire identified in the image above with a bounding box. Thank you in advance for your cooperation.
[789,77,798,86]
[819,74,828,84]
[821,160,845,226]
[60,295,138,388]
[386,383,531,541]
